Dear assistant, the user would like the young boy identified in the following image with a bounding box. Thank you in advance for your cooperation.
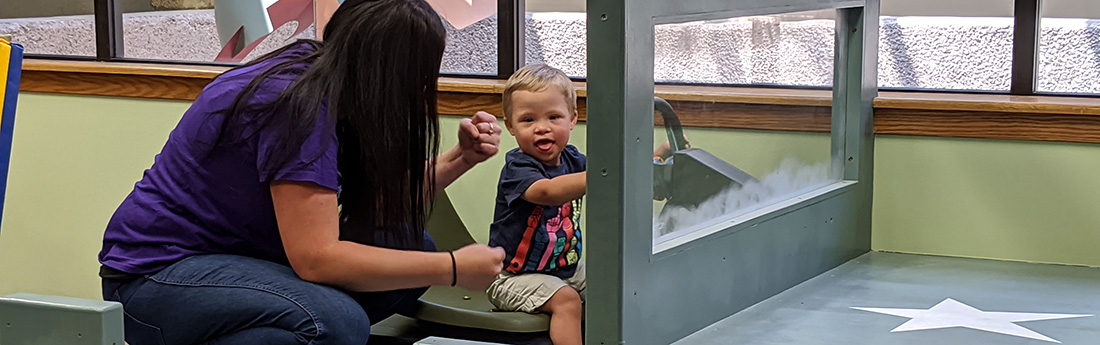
[487,64,587,345]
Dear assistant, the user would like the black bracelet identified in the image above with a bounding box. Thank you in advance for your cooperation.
[448,251,457,287]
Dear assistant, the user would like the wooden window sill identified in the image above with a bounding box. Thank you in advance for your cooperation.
[19,59,1100,144]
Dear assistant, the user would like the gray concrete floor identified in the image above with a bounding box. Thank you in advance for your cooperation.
[369,315,550,345]
[674,252,1100,345]
[371,252,1100,344]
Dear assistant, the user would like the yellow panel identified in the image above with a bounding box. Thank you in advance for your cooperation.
[0,41,11,116]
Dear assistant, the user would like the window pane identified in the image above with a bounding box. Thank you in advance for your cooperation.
[437,0,497,75]
[112,0,498,69]
[525,0,586,78]
[879,0,1014,91]
[1038,1,1100,94]
[650,98,838,248]
[123,0,315,63]
[0,0,98,57]
[650,12,838,247]
[524,3,837,85]
[655,10,836,86]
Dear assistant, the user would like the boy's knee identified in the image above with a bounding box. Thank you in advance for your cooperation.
[545,287,582,313]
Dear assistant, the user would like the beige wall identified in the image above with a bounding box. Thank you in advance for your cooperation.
[2,92,1099,302]
[872,136,1100,267]
[0,92,826,300]
[0,93,189,300]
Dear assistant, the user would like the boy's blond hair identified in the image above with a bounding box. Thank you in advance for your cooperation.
[502,64,576,125]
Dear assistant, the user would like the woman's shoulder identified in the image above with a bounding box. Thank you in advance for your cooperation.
[209,41,318,89]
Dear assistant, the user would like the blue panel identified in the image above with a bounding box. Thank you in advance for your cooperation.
[0,43,23,229]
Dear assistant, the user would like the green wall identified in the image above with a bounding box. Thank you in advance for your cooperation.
[872,135,1100,267]
[442,119,831,244]
[2,92,1098,302]
[0,93,189,300]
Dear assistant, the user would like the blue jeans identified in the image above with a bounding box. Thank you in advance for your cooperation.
[103,237,434,345]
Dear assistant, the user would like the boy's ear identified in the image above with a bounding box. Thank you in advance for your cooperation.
[504,118,516,135]
[570,110,579,129]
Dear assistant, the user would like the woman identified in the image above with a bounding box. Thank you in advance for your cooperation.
[98,0,505,344]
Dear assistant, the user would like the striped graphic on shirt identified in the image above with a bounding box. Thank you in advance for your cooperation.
[507,205,542,273]
[509,200,582,274]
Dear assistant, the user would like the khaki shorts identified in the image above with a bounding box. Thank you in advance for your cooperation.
[486,261,586,313]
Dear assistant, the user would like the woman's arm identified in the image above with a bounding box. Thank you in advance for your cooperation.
[428,111,501,193]
[431,145,476,193]
[271,181,504,292]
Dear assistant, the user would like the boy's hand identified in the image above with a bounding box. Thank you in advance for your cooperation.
[653,138,690,161]
[457,111,502,166]
[451,244,506,290]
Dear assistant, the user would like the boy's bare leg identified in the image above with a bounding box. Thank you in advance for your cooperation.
[538,286,584,345]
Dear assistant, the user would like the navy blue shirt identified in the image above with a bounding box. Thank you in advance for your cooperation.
[489,146,585,279]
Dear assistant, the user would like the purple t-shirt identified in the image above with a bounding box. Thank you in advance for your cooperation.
[99,43,338,274]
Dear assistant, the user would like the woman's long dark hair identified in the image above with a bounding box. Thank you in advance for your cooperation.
[218,0,445,249]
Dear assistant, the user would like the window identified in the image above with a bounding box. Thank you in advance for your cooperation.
[655,10,835,87]
[650,11,839,247]
[0,0,99,57]
[879,0,1015,91]
[524,0,586,78]
[9,0,1089,97]
[122,0,316,63]
[1038,0,1100,94]
[7,0,502,72]
[437,0,498,76]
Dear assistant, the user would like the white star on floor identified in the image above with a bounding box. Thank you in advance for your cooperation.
[852,298,1092,343]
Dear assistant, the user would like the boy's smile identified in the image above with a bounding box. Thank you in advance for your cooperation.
[506,88,578,166]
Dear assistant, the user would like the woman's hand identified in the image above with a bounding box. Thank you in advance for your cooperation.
[451,244,506,290]
[430,112,502,193]
[457,111,502,167]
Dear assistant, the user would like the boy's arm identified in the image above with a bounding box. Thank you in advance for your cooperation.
[522,171,587,205]
[653,138,690,162]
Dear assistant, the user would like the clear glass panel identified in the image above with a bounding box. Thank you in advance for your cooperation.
[651,12,838,247]
[655,10,836,86]
[122,0,315,63]
[0,0,97,56]
[115,0,498,70]
[437,0,497,75]
[1038,1,1100,94]
[525,0,586,78]
[878,0,1014,91]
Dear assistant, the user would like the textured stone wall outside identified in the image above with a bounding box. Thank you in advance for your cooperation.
[0,10,313,62]
[443,13,1100,93]
[152,0,215,10]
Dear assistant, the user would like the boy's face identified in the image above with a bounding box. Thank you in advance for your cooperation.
[506,88,578,166]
